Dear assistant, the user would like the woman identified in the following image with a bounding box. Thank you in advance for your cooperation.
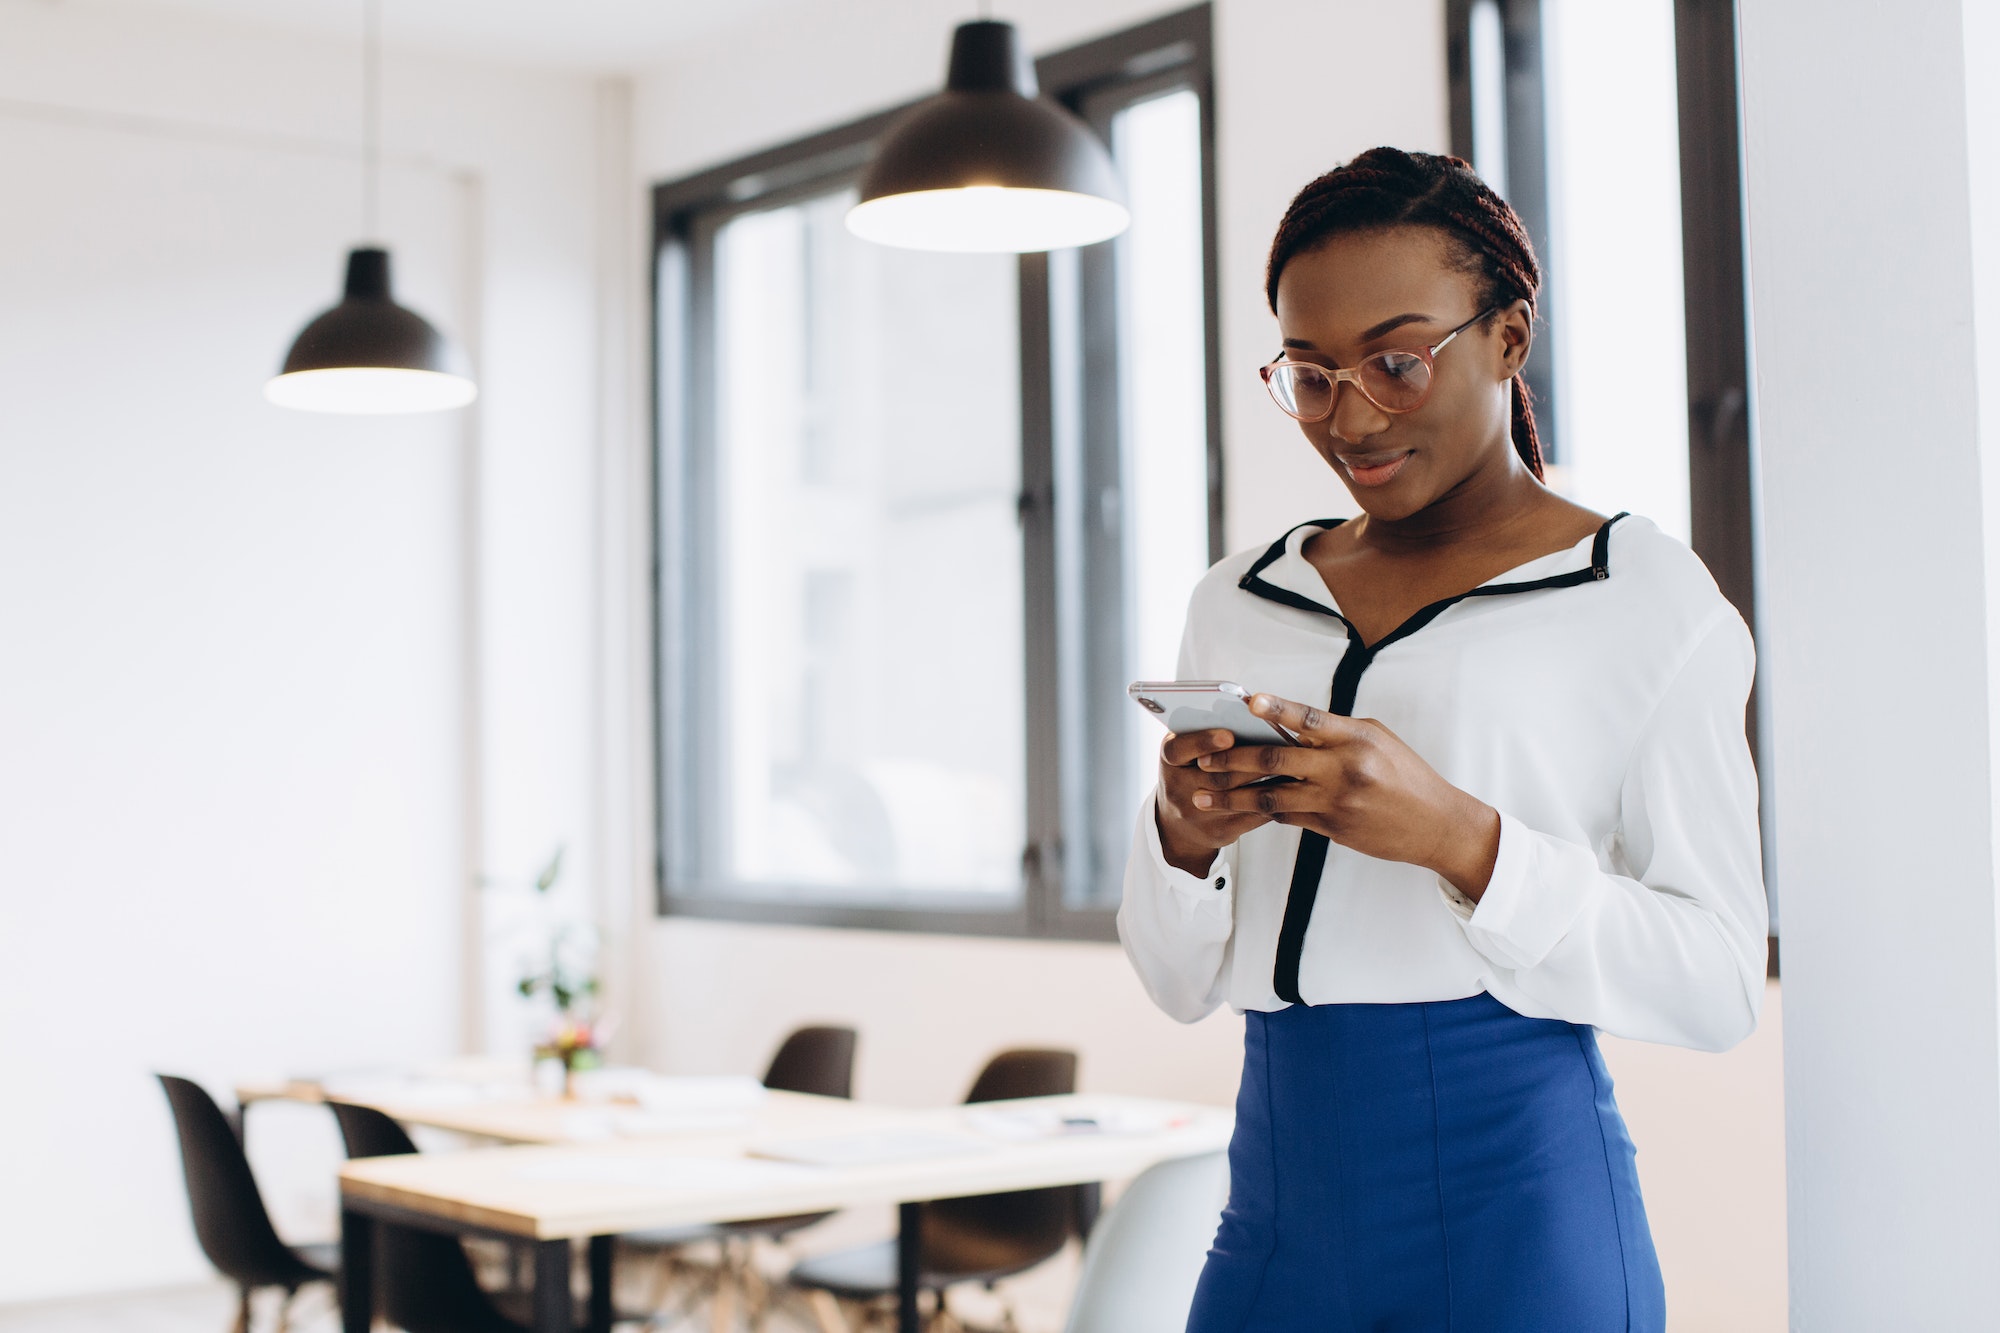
[1118,148,1767,1332]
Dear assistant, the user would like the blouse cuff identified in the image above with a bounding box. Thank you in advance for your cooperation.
[1143,792,1236,906]
[1449,809,1596,971]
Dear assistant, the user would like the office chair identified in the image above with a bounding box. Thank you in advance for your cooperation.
[327,1100,540,1333]
[155,1074,337,1333]
[787,1048,1090,1333]
[1059,1150,1227,1333]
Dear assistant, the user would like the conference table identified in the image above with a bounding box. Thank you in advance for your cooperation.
[235,1066,873,1146]
[242,1071,1232,1333]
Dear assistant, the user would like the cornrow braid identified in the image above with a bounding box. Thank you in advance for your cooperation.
[1265,147,1546,479]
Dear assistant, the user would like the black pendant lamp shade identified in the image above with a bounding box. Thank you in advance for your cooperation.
[846,20,1130,253]
[266,247,476,414]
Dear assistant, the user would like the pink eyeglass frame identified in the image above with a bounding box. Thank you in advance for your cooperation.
[1259,306,1499,421]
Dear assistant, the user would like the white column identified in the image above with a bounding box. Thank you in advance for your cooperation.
[1740,0,2000,1325]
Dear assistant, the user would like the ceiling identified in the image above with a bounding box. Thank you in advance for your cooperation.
[82,0,802,73]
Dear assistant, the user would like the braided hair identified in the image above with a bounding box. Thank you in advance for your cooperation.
[1265,147,1546,478]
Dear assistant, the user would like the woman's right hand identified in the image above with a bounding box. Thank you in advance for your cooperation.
[1156,729,1274,877]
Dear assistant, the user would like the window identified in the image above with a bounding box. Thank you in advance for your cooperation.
[654,7,1219,938]
[1448,0,1769,959]
[1449,0,1562,465]
[704,193,1026,905]
[1544,0,1693,541]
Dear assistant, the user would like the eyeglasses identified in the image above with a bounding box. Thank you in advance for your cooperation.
[1259,307,1498,422]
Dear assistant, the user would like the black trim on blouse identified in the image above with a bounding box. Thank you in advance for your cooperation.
[1235,513,1631,1006]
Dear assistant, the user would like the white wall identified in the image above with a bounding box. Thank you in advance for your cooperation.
[629,3,1786,1327]
[0,0,605,1303]
[1740,0,2000,1326]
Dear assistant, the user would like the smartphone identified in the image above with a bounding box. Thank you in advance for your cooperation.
[1127,680,1300,747]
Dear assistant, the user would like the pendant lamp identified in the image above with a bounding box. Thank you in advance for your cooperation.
[267,0,475,414]
[846,18,1130,254]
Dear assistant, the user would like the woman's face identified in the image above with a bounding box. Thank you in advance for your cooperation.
[1272,226,1531,522]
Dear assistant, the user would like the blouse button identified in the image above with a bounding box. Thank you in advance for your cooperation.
[1214,876,1227,891]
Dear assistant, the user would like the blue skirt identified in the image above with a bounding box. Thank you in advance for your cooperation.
[1187,993,1664,1332]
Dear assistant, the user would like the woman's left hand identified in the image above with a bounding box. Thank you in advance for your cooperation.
[1191,692,1502,901]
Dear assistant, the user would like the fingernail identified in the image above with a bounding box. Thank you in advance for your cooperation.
[1193,792,1212,808]
[1250,695,1269,712]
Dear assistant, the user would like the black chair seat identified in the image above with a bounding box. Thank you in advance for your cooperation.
[242,1244,332,1294]
[722,1029,856,1240]
[329,1101,534,1333]
[156,1074,337,1298]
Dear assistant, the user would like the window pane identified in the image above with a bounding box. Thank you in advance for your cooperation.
[704,189,1025,904]
[1544,0,1692,542]
[1115,89,1213,841]
[1469,0,1510,196]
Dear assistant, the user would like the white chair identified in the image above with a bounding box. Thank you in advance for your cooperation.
[1061,1151,1229,1333]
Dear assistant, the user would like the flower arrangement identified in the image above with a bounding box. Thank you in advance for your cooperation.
[510,846,606,1091]
[534,1017,602,1080]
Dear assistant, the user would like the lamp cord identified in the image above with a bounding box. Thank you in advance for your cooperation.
[363,0,380,241]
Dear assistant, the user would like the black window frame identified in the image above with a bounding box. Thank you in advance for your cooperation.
[1447,0,1771,970]
[651,5,1220,942]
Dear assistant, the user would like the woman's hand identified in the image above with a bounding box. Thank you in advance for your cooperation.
[1190,694,1502,900]
[1155,728,1277,877]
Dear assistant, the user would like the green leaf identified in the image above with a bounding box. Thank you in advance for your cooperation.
[534,845,566,894]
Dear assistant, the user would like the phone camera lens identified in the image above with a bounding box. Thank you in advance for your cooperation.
[1140,698,1165,714]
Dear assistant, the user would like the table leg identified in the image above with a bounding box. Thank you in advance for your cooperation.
[533,1239,570,1333]
[338,1209,373,1333]
[896,1201,921,1333]
[587,1234,614,1333]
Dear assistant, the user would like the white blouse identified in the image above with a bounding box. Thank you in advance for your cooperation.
[1118,513,1768,1052]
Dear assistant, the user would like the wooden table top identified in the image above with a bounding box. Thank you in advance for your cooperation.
[237,1068,862,1146]
[337,1093,1232,1240]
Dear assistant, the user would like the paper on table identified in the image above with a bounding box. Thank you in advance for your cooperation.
[963,1102,1188,1141]
[556,1108,750,1142]
[749,1129,991,1168]
[513,1155,818,1191]
[566,1069,768,1113]
[634,1075,767,1113]
[516,1144,828,1184]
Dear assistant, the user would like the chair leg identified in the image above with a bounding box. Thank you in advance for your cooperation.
[805,1289,849,1333]
[708,1241,738,1333]
[645,1246,677,1314]
[637,1246,698,1329]
[738,1244,772,1333]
